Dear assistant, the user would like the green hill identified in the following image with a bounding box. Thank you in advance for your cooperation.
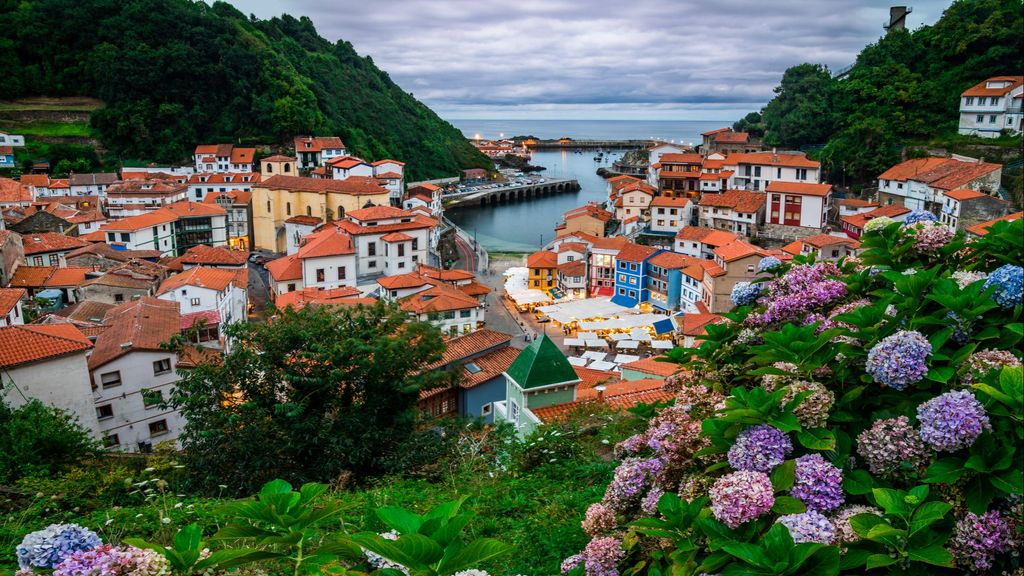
[735,0,1023,188]
[0,0,491,180]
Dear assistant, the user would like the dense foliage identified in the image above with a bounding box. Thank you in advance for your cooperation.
[170,302,451,494]
[0,400,99,484]
[747,0,1023,184]
[0,0,491,179]
[560,218,1023,575]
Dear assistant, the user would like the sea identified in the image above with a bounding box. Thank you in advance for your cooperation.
[445,119,727,252]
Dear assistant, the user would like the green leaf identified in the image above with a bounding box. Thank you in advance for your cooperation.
[871,488,906,516]
[376,505,424,534]
[770,459,796,491]
[435,537,515,575]
[721,543,771,569]
[907,544,955,567]
[999,366,1023,403]
[849,513,886,538]
[925,366,954,384]
[909,501,951,535]
[923,458,967,484]
[762,522,795,559]
[213,524,275,541]
[991,468,1024,493]
[259,478,294,496]
[771,496,807,515]
[195,550,283,570]
[348,533,430,573]
[838,548,873,570]
[965,475,994,514]
[865,554,898,569]
[795,428,835,450]
[843,469,874,495]
[298,482,329,505]
[791,545,839,576]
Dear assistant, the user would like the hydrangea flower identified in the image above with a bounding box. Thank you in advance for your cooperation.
[583,536,624,576]
[761,361,798,391]
[903,209,938,224]
[781,381,834,428]
[952,270,987,289]
[758,256,782,273]
[863,216,894,233]
[917,390,990,452]
[453,571,491,576]
[791,454,844,512]
[948,511,1014,572]
[561,554,584,575]
[911,221,954,252]
[731,281,762,307]
[641,487,664,516]
[709,470,775,528]
[53,545,170,576]
[16,524,102,570]
[983,264,1023,309]
[776,511,836,544]
[865,330,932,390]
[856,416,932,478]
[603,458,662,513]
[581,503,617,536]
[748,264,847,325]
[959,349,1022,386]
[727,424,792,472]
[363,530,409,574]
[832,505,883,545]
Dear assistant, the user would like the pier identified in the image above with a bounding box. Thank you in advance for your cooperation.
[444,178,581,208]
[523,139,656,150]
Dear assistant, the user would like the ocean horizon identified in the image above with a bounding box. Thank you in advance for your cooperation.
[448,118,731,147]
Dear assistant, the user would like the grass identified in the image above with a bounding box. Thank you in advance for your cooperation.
[0,97,103,112]
[0,121,92,138]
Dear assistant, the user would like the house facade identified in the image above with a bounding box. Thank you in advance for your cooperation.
[939,188,1012,231]
[697,190,765,237]
[611,243,661,308]
[294,136,347,169]
[957,76,1023,137]
[724,152,821,191]
[877,156,1002,212]
[193,144,256,173]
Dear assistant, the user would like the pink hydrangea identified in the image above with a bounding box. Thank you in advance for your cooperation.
[709,471,775,529]
[581,503,617,536]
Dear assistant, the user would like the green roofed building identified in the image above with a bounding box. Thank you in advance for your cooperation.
[494,333,581,438]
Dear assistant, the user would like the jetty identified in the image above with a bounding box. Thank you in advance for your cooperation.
[444,178,581,208]
[522,138,656,150]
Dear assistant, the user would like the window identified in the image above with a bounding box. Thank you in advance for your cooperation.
[398,244,405,257]
[368,260,376,268]
[753,166,761,177]
[153,358,171,376]
[306,205,312,216]
[337,267,346,280]
[96,404,114,420]
[776,168,782,178]
[142,388,164,407]
[103,434,119,448]
[460,310,472,318]
[190,298,201,306]
[796,168,808,180]
[148,420,169,437]
[747,265,755,272]
[100,371,122,388]
[284,163,291,173]
[316,268,325,282]
[977,114,984,123]
[367,242,376,256]
[121,233,130,242]
[287,283,296,292]
[897,183,904,190]
[412,239,419,250]
[267,200,271,213]
[32,256,43,266]
[510,400,520,424]
[48,254,59,265]
[481,403,492,416]
[286,202,291,215]
[966,97,974,106]
[989,115,997,124]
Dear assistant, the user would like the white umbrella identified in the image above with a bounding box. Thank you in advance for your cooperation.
[589,360,617,371]
[617,340,640,350]
[563,338,586,347]
[614,354,641,364]
[582,351,607,362]
[567,357,589,367]
[651,340,674,350]
[585,340,609,349]
[578,331,598,340]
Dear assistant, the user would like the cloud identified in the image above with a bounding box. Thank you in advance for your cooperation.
[226,0,950,119]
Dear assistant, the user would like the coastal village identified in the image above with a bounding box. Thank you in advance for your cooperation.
[0,75,1021,450]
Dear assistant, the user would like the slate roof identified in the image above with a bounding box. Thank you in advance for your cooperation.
[505,333,579,389]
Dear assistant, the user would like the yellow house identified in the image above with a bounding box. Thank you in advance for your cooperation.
[526,250,558,291]
[252,174,390,252]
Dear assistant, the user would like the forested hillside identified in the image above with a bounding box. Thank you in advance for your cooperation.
[734,0,1023,186]
[0,0,491,179]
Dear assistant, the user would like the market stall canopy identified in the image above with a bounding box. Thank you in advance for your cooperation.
[585,340,609,348]
[617,340,640,350]
[567,357,588,367]
[577,332,598,340]
[589,360,617,371]
[630,328,652,341]
[563,338,586,347]
[650,340,675,350]
[582,351,608,361]
[578,314,667,332]
[614,354,641,364]
[536,298,629,324]
[608,333,629,341]
[653,316,678,335]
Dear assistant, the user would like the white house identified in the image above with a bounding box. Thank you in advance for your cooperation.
[371,160,406,205]
[186,172,259,202]
[101,211,178,255]
[0,287,25,326]
[332,206,437,282]
[398,281,484,338]
[674,227,740,260]
[697,190,766,237]
[649,197,693,235]
[294,136,347,169]
[284,215,323,255]
[328,156,375,180]
[724,152,821,191]
[877,156,1003,212]
[647,142,685,167]
[958,76,1023,138]
[764,181,833,234]
[88,298,185,452]
[613,181,656,222]
[156,267,247,350]
[193,144,256,173]
[403,184,443,217]
[836,199,879,220]
[782,234,860,261]
[69,173,119,197]
[105,179,189,219]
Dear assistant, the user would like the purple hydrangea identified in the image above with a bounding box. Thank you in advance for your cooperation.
[581,503,617,536]
[561,554,584,575]
[758,256,782,273]
[903,209,938,224]
[748,264,847,326]
[949,511,1014,572]
[791,454,844,512]
[856,416,932,478]
[911,221,954,252]
[776,511,836,544]
[727,424,792,473]
[983,264,1023,309]
[731,281,762,307]
[709,470,775,529]
[52,545,169,576]
[865,330,932,390]
[583,536,624,576]
[917,390,991,452]
[960,349,1022,386]
[16,524,102,569]
[641,487,664,516]
[781,381,834,428]
[602,458,662,512]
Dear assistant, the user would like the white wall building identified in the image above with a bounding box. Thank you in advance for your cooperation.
[156,267,247,350]
[724,152,821,191]
[193,144,256,173]
[958,76,1023,138]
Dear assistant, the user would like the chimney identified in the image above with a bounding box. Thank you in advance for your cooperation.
[595,384,606,403]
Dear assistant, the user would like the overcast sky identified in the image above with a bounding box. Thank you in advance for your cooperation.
[226,0,950,121]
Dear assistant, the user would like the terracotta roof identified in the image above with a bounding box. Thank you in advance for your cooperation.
[327,156,369,169]
[20,232,88,255]
[944,188,990,201]
[181,309,220,330]
[650,196,690,208]
[375,171,404,180]
[399,283,479,314]
[275,287,370,310]
[659,153,703,164]
[616,243,659,262]
[458,345,519,389]
[841,205,912,230]
[620,356,679,378]
[799,234,861,249]
[53,299,116,323]
[347,205,413,221]
[557,260,587,276]
[0,178,31,204]
[715,131,749,144]
[261,154,295,163]
[333,213,436,236]
[961,76,1023,97]
[162,201,225,218]
[377,272,434,290]
[765,181,833,197]
[918,160,1002,191]
[648,251,692,270]
[88,297,180,370]
[0,324,92,368]
[527,250,558,268]
[878,157,957,182]
[965,211,1023,236]
[260,174,388,195]
[532,378,672,422]
[675,227,739,246]
[564,203,613,222]
[283,215,322,226]
[176,345,223,369]
[10,266,91,288]
[681,312,724,336]
[590,235,631,251]
[157,267,239,294]
[557,242,588,254]
[296,226,355,259]
[619,181,657,195]
[266,254,302,282]
[80,270,157,290]
[101,210,177,232]
[702,127,732,136]
[178,244,249,266]
[19,174,50,187]
[726,152,820,169]
[0,287,26,315]
[294,136,346,152]
[425,328,514,370]
[381,232,414,243]
[699,190,765,213]
[713,240,764,262]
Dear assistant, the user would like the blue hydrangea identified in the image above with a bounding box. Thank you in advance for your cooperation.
[16,524,102,569]
[731,282,762,307]
[728,424,792,472]
[983,264,1022,309]
[865,330,932,390]
[758,256,782,273]
[903,210,938,225]
[917,390,991,452]
[776,510,836,544]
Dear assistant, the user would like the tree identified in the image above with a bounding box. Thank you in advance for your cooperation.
[761,63,837,148]
[732,112,765,138]
[0,399,100,483]
[170,302,451,494]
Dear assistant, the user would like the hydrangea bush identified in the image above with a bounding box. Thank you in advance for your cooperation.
[562,218,1024,575]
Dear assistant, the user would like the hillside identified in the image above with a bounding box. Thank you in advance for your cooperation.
[0,0,491,180]
[735,0,1023,188]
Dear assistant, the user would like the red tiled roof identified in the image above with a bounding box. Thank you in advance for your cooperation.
[620,356,679,378]
[425,328,514,370]
[162,201,225,218]
[527,250,558,268]
[765,181,833,197]
[564,203,613,222]
[648,251,693,270]
[675,227,739,247]
[9,266,91,288]
[0,287,26,315]
[659,153,703,164]
[261,154,294,163]
[699,190,765,213]
[294,136,346,152]
[178,244,249,266]
[702,127,731,136]
[333,214,436,236]
[726,152,820,169]
[377,272,433,290]
[714,131,749,144]
[181,309,220,330]
[375,171,404,180]
[296,226,355,259]
[381,232,414,243]
[616,243,659,262]
[458,345,518,389]
[0,324,92,368]
[837,198,878,208]
[275,287,370,310]
[101,210,177,232]
[347,205,411,221]
[965,211,1023,236]
[713,240,764,262]
[0,178,31,204]
[840,205,912,230]
[800,234,860,249]
[21,232,88,255]
[557,260,587,276]
[399,283,479,314]
[680,312,724,336]
[89,297,180,370]
[650,196,690,208]
[878,157,955,182]
[532,378,672,421]
[261,174,388,195]
[961,76,1023,97]
[944,188,990,201]
[266,254,302,282]
[157,267,239,294]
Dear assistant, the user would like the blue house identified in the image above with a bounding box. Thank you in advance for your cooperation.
[611,243,661,308]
